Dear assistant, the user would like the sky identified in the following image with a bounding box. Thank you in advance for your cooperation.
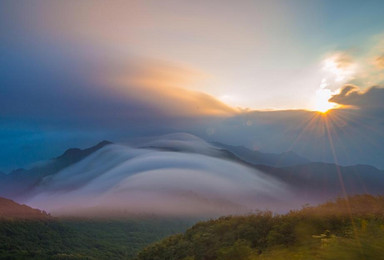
[1,0,384,171]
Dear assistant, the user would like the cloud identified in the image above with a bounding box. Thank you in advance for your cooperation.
[0,41,235,170]
[2,2,384,175]
[325,52,354,70]
[0,44,235,122]
[321,52,356,85]
[26,137,293,216]
[109,60,236,117]
[329,85,384,110]
[375,55,384,69]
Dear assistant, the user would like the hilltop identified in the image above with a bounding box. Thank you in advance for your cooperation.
[0,197,50,220]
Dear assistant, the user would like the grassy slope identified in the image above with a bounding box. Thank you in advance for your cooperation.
[136,194,384,260]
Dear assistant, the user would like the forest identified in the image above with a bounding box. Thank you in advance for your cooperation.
[0,218,192,259]
[136,195,384,260]
[1,194,384,259]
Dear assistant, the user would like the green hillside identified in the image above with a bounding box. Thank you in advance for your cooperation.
[136,194,384,260]
[0,218,193,260]
[2,195,384,260]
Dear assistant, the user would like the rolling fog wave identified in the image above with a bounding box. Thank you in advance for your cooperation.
[26,136,294,216]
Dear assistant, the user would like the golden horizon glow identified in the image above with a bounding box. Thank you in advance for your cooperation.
[313,84,337,113]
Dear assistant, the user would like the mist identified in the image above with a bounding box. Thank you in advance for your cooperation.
[25,134,294,217]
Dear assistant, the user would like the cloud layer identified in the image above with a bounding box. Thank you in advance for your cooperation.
[26,136,293,216]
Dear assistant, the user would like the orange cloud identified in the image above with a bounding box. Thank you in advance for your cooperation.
[110,60,237,117]
[375,55,384,69]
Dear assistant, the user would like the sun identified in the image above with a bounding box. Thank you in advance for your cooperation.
[314,87,337,113]
[312,53,355,113]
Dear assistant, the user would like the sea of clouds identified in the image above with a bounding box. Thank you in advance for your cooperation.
[26,134,295,217]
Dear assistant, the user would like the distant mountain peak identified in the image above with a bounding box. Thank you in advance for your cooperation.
[57,140,112,161]
[97,140,113,147]
[1,140,113,200]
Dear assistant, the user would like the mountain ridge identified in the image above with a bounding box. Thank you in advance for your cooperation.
[255,162,384,202]
[212,142,310,167]
[1,135,384,217]
[0,196,50,219]
[0,140,112,200]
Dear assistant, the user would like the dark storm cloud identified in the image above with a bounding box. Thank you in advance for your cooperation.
[0,40,235,170]
[329,85,384,110]
[0,43,234,125]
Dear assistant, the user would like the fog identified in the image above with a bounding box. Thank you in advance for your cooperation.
[26,134,294,217]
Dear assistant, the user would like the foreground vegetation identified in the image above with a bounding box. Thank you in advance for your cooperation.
[136,195,384,260]
[1,195,384,259]
[0,218,193,259]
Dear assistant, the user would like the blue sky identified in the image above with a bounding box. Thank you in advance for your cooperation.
[1,0,384,171]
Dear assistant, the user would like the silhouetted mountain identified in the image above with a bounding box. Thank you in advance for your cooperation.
[2,135,384,217]
[209,143,384,202]
[55,140,112,164]
[256,162,384,202]
[0,141,112,200]
[213,142,310,167]
[0,197,50,219]
[22,139,291,216]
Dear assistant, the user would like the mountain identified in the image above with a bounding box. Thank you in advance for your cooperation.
[23,139,291,216]
[2,134,384,217]
[0,196,50,219]
[140,133,246,163]
[54,140,112,165]
[0,140,112,200]
[141,134,384,206]
[213,142,310,167]
[211,140,384,203]
[0,202,192,259]
[256,162,384,202]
